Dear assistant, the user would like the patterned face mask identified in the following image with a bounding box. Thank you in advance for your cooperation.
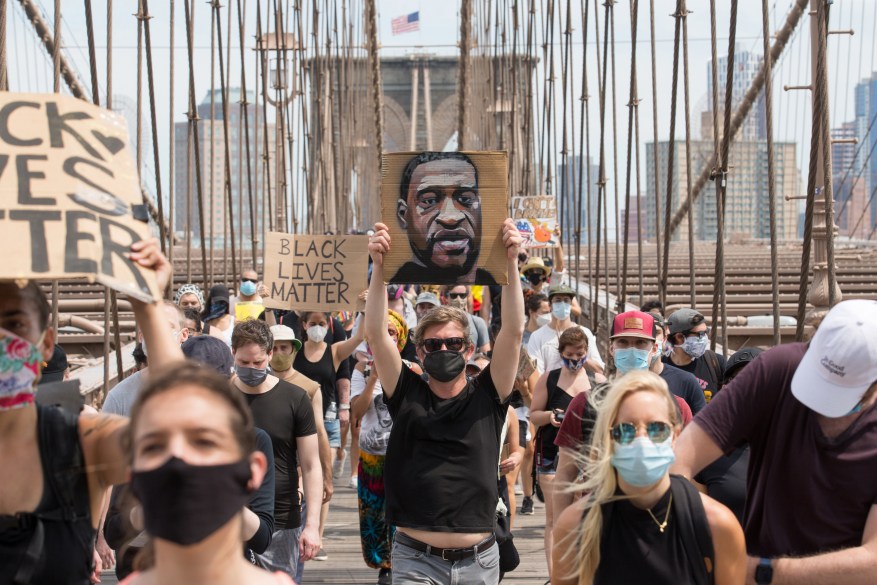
[0,328,43,411]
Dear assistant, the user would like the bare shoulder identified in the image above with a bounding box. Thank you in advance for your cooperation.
[699,491,744,543]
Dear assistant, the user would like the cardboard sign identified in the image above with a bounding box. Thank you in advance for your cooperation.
[511,195,558,248]
[263,232,369,312]
[381,151,509,285]
[0,93,159,301]
[235,301,265,322]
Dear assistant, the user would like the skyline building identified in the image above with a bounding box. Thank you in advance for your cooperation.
[706,51,767,141]
[556,155,601,245]
[853,74,877,234]
[173,88,275,250]
[831,121,869,239]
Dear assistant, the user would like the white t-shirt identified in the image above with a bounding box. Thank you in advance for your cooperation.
[350,369,393,456]
[525,322,604,374]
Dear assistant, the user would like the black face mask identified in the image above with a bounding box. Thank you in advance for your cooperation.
[423,350,467,383]
[525,271,545,286]
[131,456,252,546]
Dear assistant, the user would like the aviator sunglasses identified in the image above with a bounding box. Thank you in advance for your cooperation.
[610,421,673,445]
[421,337,466,353]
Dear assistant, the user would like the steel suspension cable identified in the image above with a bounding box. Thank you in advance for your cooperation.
[660,2,682,311]
[648,0,662,309]
[184,0,209,280]
[762,0,780,344]
[620,0,639,309]
[815,1,837,307]
[680,0,695,308]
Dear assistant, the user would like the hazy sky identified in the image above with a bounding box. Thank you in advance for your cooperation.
[5,0,876,233]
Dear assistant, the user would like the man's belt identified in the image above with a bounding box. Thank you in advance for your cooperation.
[395,532,496,562]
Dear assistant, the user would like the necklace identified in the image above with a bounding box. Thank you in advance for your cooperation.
[646,493,673,533]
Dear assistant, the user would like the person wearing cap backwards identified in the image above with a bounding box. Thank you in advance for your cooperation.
[663,307,727,400]
[365,219,525,584]
[672,299,877,585]
[269,324,333,505]
[526,283,604,376]
[551,310,697,522]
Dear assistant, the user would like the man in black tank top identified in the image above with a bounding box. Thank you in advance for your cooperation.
[364,219,526,585]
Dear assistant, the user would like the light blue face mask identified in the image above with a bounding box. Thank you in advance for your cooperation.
[551,301,572,320]
[611,436,676,487]
[240,281,258,296]
[614,347,651,374]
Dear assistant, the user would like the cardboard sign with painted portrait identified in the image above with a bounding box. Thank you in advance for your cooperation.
[380,151,509,285]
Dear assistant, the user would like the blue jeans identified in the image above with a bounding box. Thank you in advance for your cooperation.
[391,533,500,585]
[257,528,300,578]
[292,500,308,583]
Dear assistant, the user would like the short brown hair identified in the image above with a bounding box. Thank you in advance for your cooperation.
[558,327,589,353]
[414,306,472,347]
[231,319,273,352]
[125,360,256,459]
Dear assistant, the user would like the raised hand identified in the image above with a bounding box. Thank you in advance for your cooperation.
[501,218,524,261]
[368,223,391,267]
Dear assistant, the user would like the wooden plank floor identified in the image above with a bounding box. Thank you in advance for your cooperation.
[301,461,551,585]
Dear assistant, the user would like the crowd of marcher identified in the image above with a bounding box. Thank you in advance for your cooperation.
[1,217,876,585]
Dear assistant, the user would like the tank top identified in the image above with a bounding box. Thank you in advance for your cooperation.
[535,368,582,462]
[594,476,712,585]
[294,343,336,417]
[0,405,94,585]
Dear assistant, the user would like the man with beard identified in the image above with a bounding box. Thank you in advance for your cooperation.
[392,152,496,284]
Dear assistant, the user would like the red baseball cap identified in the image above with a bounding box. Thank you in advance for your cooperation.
[610,311,657,340]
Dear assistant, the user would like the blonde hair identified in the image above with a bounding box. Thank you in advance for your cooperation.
[557,370,681,584]
[413,305,472,347]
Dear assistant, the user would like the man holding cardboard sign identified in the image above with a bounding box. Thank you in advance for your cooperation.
[365,217,524,584]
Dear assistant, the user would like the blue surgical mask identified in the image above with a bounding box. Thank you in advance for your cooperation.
[551,301,572,320]
[611,436,676,487]
[240,281,258,296]
[845,401,864,416]
[614,347,651,374]
[680,335,709,359]
[235,365,268,387]
[561,356,587,372]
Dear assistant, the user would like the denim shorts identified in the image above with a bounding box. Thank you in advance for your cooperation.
[324,418,341,448]
[536,455,557,475]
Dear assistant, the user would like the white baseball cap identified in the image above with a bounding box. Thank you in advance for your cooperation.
[791,299,877,417]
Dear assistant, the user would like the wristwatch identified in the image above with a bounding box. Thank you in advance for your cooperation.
[755,558,773,584]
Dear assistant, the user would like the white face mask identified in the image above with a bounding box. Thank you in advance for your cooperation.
[536,313,551,327]
[307,325,328,343]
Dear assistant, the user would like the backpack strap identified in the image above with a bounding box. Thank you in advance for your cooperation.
[703,351,722,400]
[669,475,715,585]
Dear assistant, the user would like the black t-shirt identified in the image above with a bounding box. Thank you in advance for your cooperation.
[384,364,509,532]
[694,446,748,525]
[662,350,726,397]
[660,364,707,415]
[241,379,317,529]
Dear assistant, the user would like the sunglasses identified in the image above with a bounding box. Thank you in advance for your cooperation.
[421,337,466,353]
[448,292,468,300]
[685,327,711,339]
[241,278,257,284]
[610,421,672,445]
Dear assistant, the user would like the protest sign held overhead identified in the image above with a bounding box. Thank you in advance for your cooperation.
[263,232,369,312]
[512,195,558,248]
[381,151,509,286]
[0,93,159,302]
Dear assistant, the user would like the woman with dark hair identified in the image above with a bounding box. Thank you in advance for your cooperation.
[530,327,601,579]
[203,284,235,346]
[119,361,290,585]
[524,293,550,345]
[552,371,745,585]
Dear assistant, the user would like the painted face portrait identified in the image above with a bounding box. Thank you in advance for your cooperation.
[396,154,483,282]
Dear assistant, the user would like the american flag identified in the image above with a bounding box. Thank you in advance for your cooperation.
[391,11,420,35]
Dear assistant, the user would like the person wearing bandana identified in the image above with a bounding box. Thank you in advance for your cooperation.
[0,238,182,585]
[364,218,525,585]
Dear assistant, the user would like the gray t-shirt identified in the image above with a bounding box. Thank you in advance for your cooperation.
[468,314,489,349]
[102,369,146,416]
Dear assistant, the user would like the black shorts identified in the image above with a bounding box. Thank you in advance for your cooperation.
[518,420,528,447]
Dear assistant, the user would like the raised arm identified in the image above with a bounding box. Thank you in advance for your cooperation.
[490,219,525,400]
[331,324,365,369]
[365,223,403,398]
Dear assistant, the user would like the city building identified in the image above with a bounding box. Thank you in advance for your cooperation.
[706,51,767,141]
[173,88,275,249]
[853,74,877,234]
[831,121,869,239]
[556,155,601,245]
[644,140,800,242]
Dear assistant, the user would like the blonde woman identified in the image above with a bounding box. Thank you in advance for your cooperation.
[552,371,745,585]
